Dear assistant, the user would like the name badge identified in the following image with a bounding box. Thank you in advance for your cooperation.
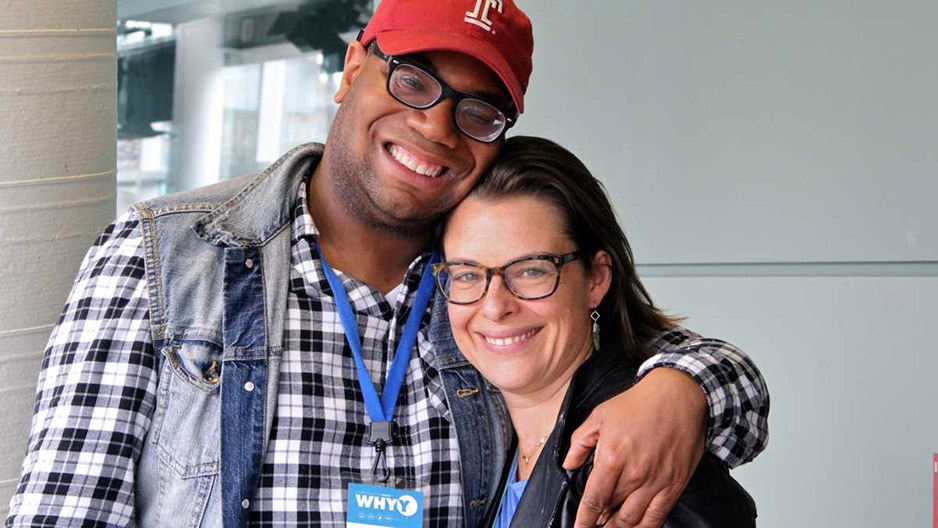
[347,483,423,528]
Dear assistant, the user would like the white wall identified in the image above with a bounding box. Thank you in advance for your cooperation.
[516,1,937,526]
[519,0,937,265]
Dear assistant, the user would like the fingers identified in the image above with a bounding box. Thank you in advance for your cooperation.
[572,449,639,528]
[596,508,613,526]
[575,494,609,528]
[572,468,618,527]
[631,493,677,528]
[563,417,601,470]
[598,488,678,528]
[603,487,654,528]
[570,371,705,527]
[571,428,685,528]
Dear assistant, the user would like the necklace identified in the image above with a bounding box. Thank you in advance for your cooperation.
[519,435,549,465]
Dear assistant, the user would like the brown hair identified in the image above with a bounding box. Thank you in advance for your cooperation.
[464,136,677,365]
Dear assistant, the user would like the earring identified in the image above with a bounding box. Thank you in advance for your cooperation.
[590,309,601,350]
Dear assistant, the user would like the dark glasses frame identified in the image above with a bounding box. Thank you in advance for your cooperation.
[431,251,583,305]
[368,43,516,143]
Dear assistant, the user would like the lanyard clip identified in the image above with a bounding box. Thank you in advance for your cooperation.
[369,421,395,484]
[371,445,391,484]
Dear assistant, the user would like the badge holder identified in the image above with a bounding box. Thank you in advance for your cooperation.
[347,482,424,528]
[345,421,427,528]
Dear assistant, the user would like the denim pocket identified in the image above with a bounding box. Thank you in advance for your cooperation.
[150,340,222,478]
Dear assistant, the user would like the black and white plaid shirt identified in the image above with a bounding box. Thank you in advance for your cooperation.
[6,184,767,527]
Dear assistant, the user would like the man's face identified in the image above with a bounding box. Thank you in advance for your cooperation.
[325,42,507,237]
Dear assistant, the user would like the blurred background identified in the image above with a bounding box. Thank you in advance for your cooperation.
[1,1,936,526]
[113,0,370,212]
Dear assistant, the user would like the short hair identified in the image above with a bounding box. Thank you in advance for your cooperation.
[463,135,677,364]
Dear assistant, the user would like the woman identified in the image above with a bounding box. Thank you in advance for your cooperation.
[431,136,756,527]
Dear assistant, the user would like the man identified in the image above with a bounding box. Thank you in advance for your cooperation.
[6,1,768,527]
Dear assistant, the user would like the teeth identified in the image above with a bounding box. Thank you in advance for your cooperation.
[484,329,537,347]
[389,145,444,177]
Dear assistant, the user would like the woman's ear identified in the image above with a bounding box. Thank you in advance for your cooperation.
[587,250,613,309]
[334,40,368,104]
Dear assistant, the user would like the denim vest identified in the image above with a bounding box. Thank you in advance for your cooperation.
[130,143,511,528]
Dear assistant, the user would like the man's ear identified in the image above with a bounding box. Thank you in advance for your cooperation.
[334,40,369,104]
[588,250,613,309]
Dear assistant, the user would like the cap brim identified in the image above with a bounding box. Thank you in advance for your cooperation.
[374,29,524,114]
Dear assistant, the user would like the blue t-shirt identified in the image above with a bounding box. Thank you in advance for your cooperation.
[494,452,528,528]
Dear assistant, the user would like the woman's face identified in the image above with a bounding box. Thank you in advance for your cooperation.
[442,195,611,400]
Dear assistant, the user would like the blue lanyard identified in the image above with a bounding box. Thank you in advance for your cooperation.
[315,243,438,426]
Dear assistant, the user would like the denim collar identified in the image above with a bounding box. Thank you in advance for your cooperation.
[193,143,324,247]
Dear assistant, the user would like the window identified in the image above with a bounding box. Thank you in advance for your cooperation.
[116,0,371,212]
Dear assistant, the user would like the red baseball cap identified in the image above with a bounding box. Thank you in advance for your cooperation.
[359,0,533,114]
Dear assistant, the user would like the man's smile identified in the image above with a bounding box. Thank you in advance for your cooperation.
[387,143,446,177]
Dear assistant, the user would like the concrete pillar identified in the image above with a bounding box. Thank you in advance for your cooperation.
[0,0,117,516]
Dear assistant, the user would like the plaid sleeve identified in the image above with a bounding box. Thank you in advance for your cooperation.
[636,328,769,468]
[6,211,157,528]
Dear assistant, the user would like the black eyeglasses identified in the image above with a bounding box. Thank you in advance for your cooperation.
[370,44,516,143]
[431,252,583,305]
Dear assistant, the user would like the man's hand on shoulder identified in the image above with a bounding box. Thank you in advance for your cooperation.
[563,368,707,528]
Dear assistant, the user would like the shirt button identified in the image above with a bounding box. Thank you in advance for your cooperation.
[242,499,250,509]
[244,258,254,269]
[244,381,255,392]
